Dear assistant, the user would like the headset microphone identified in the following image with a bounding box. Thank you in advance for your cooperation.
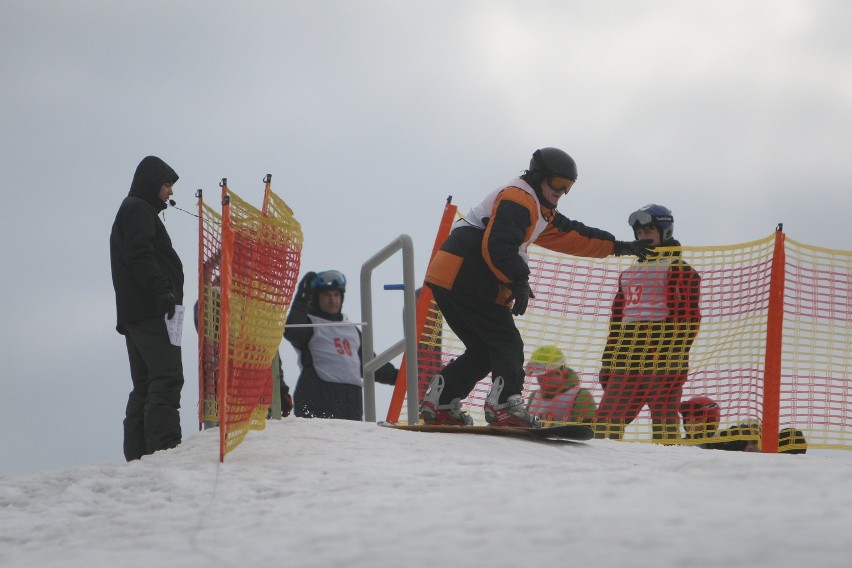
[164,198,199,219]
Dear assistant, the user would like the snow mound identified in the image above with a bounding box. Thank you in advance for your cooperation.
[2,418,850,568]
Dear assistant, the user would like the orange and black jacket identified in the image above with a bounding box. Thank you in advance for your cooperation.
[426,178,616,304]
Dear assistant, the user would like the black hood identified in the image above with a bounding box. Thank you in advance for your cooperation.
[129,156,178,211]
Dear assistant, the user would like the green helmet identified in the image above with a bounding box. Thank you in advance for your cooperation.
[526,346,580,388]
[528,346,565,371]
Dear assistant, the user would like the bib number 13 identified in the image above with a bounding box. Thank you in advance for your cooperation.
[626,285,643,305]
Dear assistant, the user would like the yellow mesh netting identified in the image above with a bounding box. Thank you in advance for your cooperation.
[393,227,852,452]
[198,201,223,424]
[198,180,302,461]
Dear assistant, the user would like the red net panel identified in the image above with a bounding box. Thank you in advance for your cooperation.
[198,181,302,460]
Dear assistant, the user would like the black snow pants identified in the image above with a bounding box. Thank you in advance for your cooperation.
[428,284,525,404]
[123,317,184,461]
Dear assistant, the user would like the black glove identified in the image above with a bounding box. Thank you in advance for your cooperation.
[598,369,611,391]
[505,280,534,316]
[295,271,317,303]
[281,394,293,418]
[156,292,177,319]
[613,239,655,260]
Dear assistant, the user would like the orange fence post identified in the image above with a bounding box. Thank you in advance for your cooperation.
[762,225,786,453]
[386,198,457,423]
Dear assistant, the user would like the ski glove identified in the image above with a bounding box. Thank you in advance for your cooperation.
[598,369,611,391]
[156,292,177,320]
[613,239,655,261]
[505,280,534,316]
[295,271,318,304]
[282,394,294,418]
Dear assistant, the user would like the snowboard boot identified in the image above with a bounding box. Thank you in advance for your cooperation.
[419,375,473,426]
[484,376,541,428]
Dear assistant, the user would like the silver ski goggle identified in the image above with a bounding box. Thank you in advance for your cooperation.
[629,210,673,227]
[312,270,347,289]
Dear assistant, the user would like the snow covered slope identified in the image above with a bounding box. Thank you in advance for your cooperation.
[2,418,850,567]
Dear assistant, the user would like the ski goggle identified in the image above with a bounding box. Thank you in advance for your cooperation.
[629,210,673,227]
[546,176,573,196]
[312,270,347,289]
[525,362,561,376]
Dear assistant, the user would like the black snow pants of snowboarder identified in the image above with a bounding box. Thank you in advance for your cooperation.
[428,284,525,404]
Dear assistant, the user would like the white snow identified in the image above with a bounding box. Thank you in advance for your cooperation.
[1,418,850,568]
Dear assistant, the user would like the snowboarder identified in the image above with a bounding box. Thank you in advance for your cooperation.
[594,204,702,441]
[421,147,654,427]
[525,346,597,424]
[284,270,397,420]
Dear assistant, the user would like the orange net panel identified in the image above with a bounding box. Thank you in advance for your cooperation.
[199,180,302,461]
[391,225,852,452]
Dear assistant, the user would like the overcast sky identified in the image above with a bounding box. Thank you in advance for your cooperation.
[2,1,850,476]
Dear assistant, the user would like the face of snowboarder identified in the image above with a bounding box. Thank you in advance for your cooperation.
[539,176,574,208]
[634,223,662,246]
[318,289,342,315]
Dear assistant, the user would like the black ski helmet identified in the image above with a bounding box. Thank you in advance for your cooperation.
[529,148,578,181]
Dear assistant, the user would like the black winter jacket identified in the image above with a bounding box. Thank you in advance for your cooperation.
[110,156,184,334]
[284,297,397,420]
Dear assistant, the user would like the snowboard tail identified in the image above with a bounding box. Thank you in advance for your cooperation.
[378,422,593,441]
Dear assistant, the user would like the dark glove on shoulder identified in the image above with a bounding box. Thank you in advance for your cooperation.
[613,239,655,260]
[156,292,177,319]
[295,271,317,304]
[505,280,534,316]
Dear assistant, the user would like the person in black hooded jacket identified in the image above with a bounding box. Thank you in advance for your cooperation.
[110,156,185,461]
[284,270,397,420]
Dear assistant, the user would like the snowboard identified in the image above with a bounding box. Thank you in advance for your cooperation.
[378,422,594,442]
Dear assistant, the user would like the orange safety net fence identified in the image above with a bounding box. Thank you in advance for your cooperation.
[198,177,302,461]
[390,221,852,453]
